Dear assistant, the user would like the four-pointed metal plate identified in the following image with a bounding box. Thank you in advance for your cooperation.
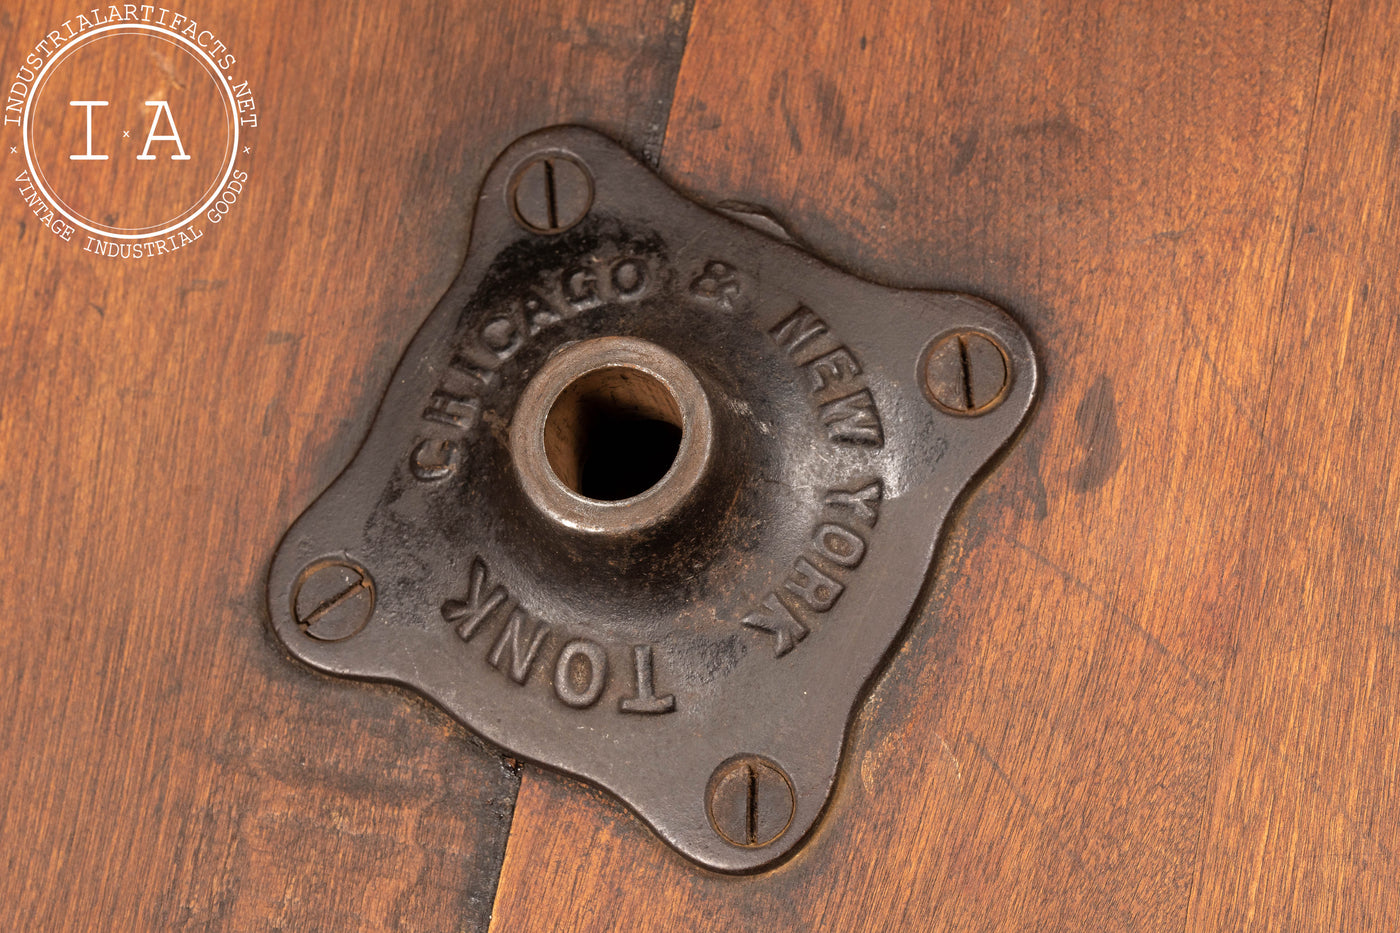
[267,126,1038,872]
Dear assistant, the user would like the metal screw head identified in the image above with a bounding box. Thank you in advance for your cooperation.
[509,154,593,234]
[922,330,1011,415]
[706,756,796,848]
[292,560,375,641]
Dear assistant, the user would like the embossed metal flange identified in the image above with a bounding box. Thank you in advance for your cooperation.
[267,127,1038,873]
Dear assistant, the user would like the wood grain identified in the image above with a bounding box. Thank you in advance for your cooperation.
[0,1,688,929]
[491,1,1399,930]
[5,0,1396,929]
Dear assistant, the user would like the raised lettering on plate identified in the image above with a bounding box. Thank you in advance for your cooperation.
[422,389,480,430]
[805,347,862,392]
[784,557,843,612]
[411,437,462,481]
[743,594,809,657]
[488,608,548,684]
[735,479,885,656]
[619,645,676,714]
[819,390,884,446]
[769,308,885,448]
[769,307,827,356]
[688,261,746,312]
[811,522,866,568]
[553,639,608,708]
[441,557,508,640]
[824,480,883,526]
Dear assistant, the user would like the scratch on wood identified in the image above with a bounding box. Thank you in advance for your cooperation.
[1010,534,1399,883]
[968,735,1139,932]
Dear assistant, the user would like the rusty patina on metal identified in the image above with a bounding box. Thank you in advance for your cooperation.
[267,127,1038,873]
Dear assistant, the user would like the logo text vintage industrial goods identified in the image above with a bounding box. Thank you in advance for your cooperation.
[6,6,257,259]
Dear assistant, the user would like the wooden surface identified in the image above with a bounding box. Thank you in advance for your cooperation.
[0,0,688,928]
[3,1,1397,930]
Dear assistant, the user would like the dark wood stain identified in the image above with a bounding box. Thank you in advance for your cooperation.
[1071,374,1122,493]
[6,0,1399,930]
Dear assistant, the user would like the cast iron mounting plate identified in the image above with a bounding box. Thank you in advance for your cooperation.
[267,126,1038,873]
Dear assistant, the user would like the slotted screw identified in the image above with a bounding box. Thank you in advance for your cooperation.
[293,560,375,642]
[706,756,795,848]
[510,155,592,234]
[922,330,1010,415]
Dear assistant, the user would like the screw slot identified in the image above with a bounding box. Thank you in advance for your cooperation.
[509,154,593,235]
[292,560,375,642]
[921,330,1011,416]
[706,756,796,848]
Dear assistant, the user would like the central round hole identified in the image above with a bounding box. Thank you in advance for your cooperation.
[543,365,684,502]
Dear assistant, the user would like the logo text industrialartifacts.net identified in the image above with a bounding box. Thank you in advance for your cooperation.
[6,6,257,259]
